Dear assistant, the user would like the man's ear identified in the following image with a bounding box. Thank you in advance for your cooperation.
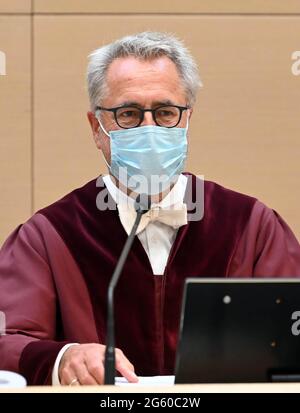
[87,111,99,137]
[87,111,102,149]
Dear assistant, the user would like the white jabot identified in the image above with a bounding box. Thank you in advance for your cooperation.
[103,174,188,275]
[117,203,187,236]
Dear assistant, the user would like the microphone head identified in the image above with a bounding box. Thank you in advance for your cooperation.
[134,194,151,214]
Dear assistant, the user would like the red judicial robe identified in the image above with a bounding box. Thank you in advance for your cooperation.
[0,173,300,385]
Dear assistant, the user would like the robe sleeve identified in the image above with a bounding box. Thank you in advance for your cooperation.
[0,218,71,385]
[228,200,300,277]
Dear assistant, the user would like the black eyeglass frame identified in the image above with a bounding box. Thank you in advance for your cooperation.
[95,104,189,129]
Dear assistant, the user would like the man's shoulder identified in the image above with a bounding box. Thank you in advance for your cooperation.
[185,172,258,205]
[36,176,102,214]
[205,180,257,204]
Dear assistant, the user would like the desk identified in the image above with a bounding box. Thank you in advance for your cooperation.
[1,383,300,392]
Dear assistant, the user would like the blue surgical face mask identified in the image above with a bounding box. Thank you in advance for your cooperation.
[96,116,188,195]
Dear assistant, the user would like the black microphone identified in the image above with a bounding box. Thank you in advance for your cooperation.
[104,193,151,385]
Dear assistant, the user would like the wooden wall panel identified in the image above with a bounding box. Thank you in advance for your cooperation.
[33,0,300,14]
[0,16,31,245]
[0,0,31,13]
[33,15,300,239]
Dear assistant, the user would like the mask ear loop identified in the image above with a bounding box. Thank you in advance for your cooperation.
[95,109,111,170]
[95,109,110,137]
[185,116,189,131]
[185,108,190,132]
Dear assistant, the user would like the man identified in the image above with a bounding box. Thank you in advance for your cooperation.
[1,32,300,386]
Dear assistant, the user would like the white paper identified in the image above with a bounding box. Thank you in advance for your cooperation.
[115,375,175,386]
[0,371,27,388]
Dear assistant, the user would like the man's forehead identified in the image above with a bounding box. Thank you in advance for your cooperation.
[103,56,186,106]
[106,55,179,81]
[116,99,177,107]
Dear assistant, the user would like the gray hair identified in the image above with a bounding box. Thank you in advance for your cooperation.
[87,31,202,111]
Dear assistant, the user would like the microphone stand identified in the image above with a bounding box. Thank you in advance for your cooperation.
[104,195,150,385]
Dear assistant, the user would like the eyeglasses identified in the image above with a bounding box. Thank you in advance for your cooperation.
[95,104,189,129]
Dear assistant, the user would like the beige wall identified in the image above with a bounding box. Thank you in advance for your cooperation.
[0,1,300,245]
[0,14,31,245]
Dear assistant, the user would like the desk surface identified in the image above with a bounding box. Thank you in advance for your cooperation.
[1,383,300,393]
